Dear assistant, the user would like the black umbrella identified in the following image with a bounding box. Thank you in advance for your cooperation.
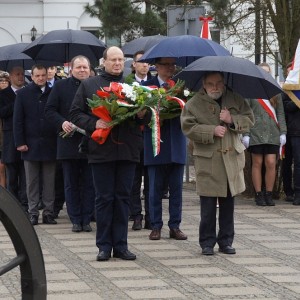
[0,43,59,71]
[23,29,106,65]
[174,55,282,99]
[138,35,231,67]
[121,35,167,57]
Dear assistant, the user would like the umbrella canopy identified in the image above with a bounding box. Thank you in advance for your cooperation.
[122,35,167,57]
[138,35,230,67]
[0,43,59,71]
[174,56,282,99]
[23,29,106,65]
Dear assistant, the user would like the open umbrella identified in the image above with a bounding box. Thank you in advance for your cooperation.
[122,35,167,57]
[0,43,59,71]
[138,35,230,67]
[174,55,282,99]
[23,29,106,65]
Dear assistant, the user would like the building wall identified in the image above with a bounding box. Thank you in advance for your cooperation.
[0,0,101,46]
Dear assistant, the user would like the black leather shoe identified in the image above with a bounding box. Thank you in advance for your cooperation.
[72,224,82,232]
[219,245,236,254]
[96,250,111,261]
[30,215,38,226]
[113,249,136,260]
[293,198,300,205]
[132,218,142,230]
[285,195,294,202]
[42,215,57,224]
[202,247,214,255]
[82,224,92,232]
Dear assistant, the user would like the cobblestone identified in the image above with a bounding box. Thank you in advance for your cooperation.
[1,183,300,299]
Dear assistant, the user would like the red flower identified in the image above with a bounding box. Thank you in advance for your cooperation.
[103,82,125,99]
[96,90,110,98]
[166,79,176,88]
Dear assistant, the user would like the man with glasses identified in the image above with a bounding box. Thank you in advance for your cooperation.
[142,57,187,241]
[125,50,152,231]
[181,71,254,255]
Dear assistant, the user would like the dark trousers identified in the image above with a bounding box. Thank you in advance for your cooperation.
[199,195,234,249]
[54,161,65,215]
[91,161,136,252]
[130,161,150,222]
[62,159,95,225]
[5,161,28,211]
[147,163,184,230]
[282,135,294,196]
[290,137,300,197]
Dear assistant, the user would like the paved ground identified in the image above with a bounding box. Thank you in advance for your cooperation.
[1,184,300,299]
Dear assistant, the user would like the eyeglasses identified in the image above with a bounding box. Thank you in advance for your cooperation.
[157,62,176,67]
[0,80,9,83]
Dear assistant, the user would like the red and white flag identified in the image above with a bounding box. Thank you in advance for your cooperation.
[199,16,213,40]
[283,39,300,108]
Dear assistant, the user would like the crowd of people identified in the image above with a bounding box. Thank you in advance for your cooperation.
[0,46,296,261]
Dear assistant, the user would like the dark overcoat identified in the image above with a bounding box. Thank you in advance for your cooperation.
[45,76,86,159]
[0,87,22,163]
[13,82,57,161]
[69,74,145,164]
[142,76,187,165]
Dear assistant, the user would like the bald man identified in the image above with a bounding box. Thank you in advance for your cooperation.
[70,47,148,262]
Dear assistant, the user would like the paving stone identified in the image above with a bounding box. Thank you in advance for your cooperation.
[205,286,265,296]
[125,289,185,299]
[112,279,168,288]
[47,292,102,300]
[3,186,300,299]
[189,276,245,285]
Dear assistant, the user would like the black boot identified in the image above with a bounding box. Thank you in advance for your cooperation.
[255,191,266,206]
[265,191,275,206]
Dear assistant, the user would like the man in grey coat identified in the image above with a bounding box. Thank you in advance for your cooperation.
[181,71,254,256]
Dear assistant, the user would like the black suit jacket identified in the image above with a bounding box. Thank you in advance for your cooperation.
[45,76,86,159]
[13,82,57,161]
[0,87,21,163]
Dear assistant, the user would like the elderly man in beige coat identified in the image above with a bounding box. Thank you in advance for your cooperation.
[181,71,254,256]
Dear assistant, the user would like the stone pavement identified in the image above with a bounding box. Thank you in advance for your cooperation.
[1,187,300,299]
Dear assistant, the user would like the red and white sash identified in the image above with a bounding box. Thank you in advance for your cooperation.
[257,98,284,158]
[257,98,278,126]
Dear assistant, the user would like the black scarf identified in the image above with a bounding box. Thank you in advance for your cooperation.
[99,69,123,83]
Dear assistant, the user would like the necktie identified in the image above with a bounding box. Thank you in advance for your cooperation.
[48,81,52,88]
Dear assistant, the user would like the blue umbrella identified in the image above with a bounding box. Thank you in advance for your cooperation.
[122,35,167,57]
[174,55,282,99]
[138,35,230,67]
[23,29,106,65]
[0,43,59,71]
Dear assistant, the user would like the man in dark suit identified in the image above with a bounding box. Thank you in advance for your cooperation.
[45,55,95,233]
[0,66,28,211]
[142,57,187,241]
[70,46,148,261]
[13,64,57,225]
[125,50,152,231]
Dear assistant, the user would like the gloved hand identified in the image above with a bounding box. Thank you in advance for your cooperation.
[280,134,286,146]
[242,136,250,148]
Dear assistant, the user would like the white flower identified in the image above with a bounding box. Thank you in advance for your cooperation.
[183,89,190,97]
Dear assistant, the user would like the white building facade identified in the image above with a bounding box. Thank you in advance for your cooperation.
[0,0,101,46]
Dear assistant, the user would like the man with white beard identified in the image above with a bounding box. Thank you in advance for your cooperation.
[181,71,254,256]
